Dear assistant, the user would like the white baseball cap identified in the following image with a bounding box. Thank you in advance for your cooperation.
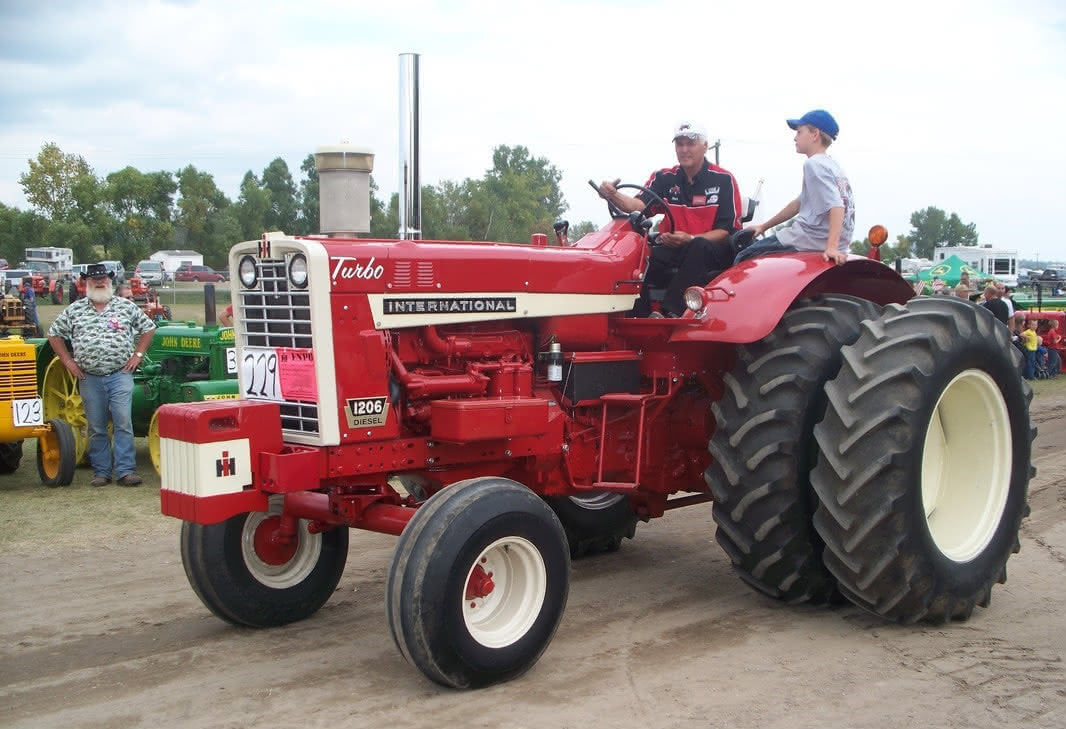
[673,121,708,141]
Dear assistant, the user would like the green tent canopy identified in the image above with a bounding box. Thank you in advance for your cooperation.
[917,255,981,286]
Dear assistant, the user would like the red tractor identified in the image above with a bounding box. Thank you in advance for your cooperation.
[157,218,1033,688]
[18,273,63,304]
[156,60,1032,690]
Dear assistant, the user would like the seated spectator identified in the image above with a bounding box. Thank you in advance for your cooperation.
[1019,318,1039,380]
[1043,320,1062,377]
[737,109,852,266]
[981,284,1010,325]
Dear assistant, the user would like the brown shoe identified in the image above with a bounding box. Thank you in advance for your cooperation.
[116,474,143,487]
[90,475,110,487]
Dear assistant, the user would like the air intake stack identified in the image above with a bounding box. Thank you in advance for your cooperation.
[314,142,375,236]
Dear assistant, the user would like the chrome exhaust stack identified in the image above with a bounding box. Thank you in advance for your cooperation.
[398,52,422,240]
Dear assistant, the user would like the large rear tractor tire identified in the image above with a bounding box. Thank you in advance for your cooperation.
[387,477,570,689]
[37,418,76,486]
[0,441,23,474]
[812,297,1033,623]
[41,357,90,465]
[180,500,349,628]
[706,294,880,605]
[547,492,638,558]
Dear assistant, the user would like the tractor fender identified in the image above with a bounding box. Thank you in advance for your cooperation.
[670,252,915,345]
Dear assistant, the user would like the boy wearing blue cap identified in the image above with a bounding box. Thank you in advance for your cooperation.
[736,109,854,266]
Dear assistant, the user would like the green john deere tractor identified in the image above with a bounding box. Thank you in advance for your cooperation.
[35,288,238,473]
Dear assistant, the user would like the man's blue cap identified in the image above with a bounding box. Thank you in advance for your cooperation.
[786,109,839,139]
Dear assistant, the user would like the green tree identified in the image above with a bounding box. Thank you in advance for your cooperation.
[297,154,319,235]
[18,142,95,220]
[235,171,271,242]
[479,145,566,243]
[0,203,47,263]
[368,177,398,238]
[176,165,235,268]
[567,221,599,242]
[104,167,176,263]
[908,207,979,258]
[261,158,299,234]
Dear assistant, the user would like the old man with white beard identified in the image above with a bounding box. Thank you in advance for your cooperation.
[48,263,156,487]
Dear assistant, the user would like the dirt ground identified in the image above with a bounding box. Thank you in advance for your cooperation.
[2,398,1064,729]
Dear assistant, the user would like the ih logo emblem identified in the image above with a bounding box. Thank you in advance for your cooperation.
[258,234,271,259]
[216,450,236,478]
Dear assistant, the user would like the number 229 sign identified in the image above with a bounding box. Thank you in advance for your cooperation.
[239,347,317,402]
[240,348,281,401]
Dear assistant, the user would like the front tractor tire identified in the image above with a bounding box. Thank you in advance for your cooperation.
[37,418,76,486]
[387,477,570,689]
[547,492,638,558]
[180,504,349,628]
[705,294,880,605]
[812,297,1033,623]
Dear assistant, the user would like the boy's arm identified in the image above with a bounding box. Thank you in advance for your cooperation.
[824,206,846,265]
[747,198,799,236]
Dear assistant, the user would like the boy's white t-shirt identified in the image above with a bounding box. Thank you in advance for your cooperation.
[777,153,854,253]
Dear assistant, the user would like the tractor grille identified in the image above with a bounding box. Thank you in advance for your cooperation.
[238,257,319,436]
[0,358,37,402]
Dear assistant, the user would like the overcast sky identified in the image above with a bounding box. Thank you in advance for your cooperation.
[2,0,1064,262]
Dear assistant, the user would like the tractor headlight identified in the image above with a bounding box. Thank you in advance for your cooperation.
[288,254,308,288]
[683,287,706,313]
[238,255,258,288]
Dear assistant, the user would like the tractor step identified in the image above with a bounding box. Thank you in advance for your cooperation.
[585,481,639,493]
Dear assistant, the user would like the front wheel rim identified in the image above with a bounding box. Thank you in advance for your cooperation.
[920,369,1012,562]
[462,537,547,648]
[240,513,322,588]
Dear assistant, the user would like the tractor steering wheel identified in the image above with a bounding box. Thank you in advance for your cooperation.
[588,180,677,235]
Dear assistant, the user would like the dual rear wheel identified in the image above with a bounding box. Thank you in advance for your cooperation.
[706,295,1032,622]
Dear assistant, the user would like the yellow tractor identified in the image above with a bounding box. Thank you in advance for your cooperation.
[0,336,75,486]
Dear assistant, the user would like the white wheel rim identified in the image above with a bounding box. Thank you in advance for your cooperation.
[921,369,1012,562]
[241,513,322,589]
[568,492,623,510]
[462,536,547,649]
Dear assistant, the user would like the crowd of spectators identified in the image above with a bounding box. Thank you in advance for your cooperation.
[968,280,1061,380]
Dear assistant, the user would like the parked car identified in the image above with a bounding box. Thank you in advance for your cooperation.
[71,264,88,278]
[2,269,32,295]
[175,264,226,283]
[134,261,166,285]
[99,260,125,283]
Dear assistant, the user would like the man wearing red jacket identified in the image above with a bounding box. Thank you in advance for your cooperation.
[599,122,742,317]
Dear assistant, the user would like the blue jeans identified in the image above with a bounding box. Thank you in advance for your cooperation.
[79,371,136,478]
[734,234,799,264]
[1022,350,1036,380]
